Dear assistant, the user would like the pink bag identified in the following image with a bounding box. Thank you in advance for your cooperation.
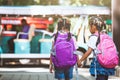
[96,33,119,68]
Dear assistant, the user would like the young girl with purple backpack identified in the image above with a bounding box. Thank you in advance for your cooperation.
[78,16,118,80]
[49,18,78,80]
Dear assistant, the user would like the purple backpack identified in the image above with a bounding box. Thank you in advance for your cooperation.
[51,33,77,69]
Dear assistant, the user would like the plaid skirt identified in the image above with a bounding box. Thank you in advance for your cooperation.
[90,58,115,76]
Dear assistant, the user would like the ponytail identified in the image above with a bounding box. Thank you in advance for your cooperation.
[54,31,59,43]
[96,30,100,46]
[67,32,71,41]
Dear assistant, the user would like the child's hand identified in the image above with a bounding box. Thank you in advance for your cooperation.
[49,64,54,73]
[77,60,82,67]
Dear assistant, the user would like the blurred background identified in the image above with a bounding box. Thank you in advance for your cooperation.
[0,1,120,80]
[0,0,119,69]
[0,0,111,6]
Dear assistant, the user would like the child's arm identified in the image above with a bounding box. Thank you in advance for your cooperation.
[49,54,54,73]
[78,47,93,67]
[49,40,54,73]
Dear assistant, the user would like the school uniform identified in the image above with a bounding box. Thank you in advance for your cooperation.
[87,35,115,79]
[52,31,77,79]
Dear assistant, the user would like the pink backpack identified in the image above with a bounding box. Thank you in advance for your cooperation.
[51,33,77,69]
[95,33,119,68]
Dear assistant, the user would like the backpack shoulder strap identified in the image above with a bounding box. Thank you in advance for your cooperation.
[90,34,99,47]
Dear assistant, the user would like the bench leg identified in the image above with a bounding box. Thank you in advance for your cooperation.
[0,58,3,67]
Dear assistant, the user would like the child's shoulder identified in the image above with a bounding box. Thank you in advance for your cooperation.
[89,34,98,39]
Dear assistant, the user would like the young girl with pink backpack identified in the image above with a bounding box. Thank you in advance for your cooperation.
[78,16,119,80]
[49,18,78,80]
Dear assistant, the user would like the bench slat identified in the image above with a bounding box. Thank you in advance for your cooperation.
[0,54,50,59]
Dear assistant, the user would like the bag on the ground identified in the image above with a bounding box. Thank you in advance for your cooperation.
[51,33,77,69]
[95,33,119,68]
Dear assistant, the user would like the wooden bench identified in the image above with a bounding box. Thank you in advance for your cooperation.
[0,54,50,66]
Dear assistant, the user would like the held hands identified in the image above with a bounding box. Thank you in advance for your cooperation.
[77,60,83,68]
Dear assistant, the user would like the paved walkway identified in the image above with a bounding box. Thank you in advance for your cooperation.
[0,68,88,80]
[0,68,119,80]
[0,72,88,80]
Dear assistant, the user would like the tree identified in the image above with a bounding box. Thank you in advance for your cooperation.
[40,0,58,5]
[0,0,13,5]
[0,0,111,7]
[13,0,34,6]
[71,0,111,7]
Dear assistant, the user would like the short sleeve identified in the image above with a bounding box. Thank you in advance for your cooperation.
[87,35,98,49]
